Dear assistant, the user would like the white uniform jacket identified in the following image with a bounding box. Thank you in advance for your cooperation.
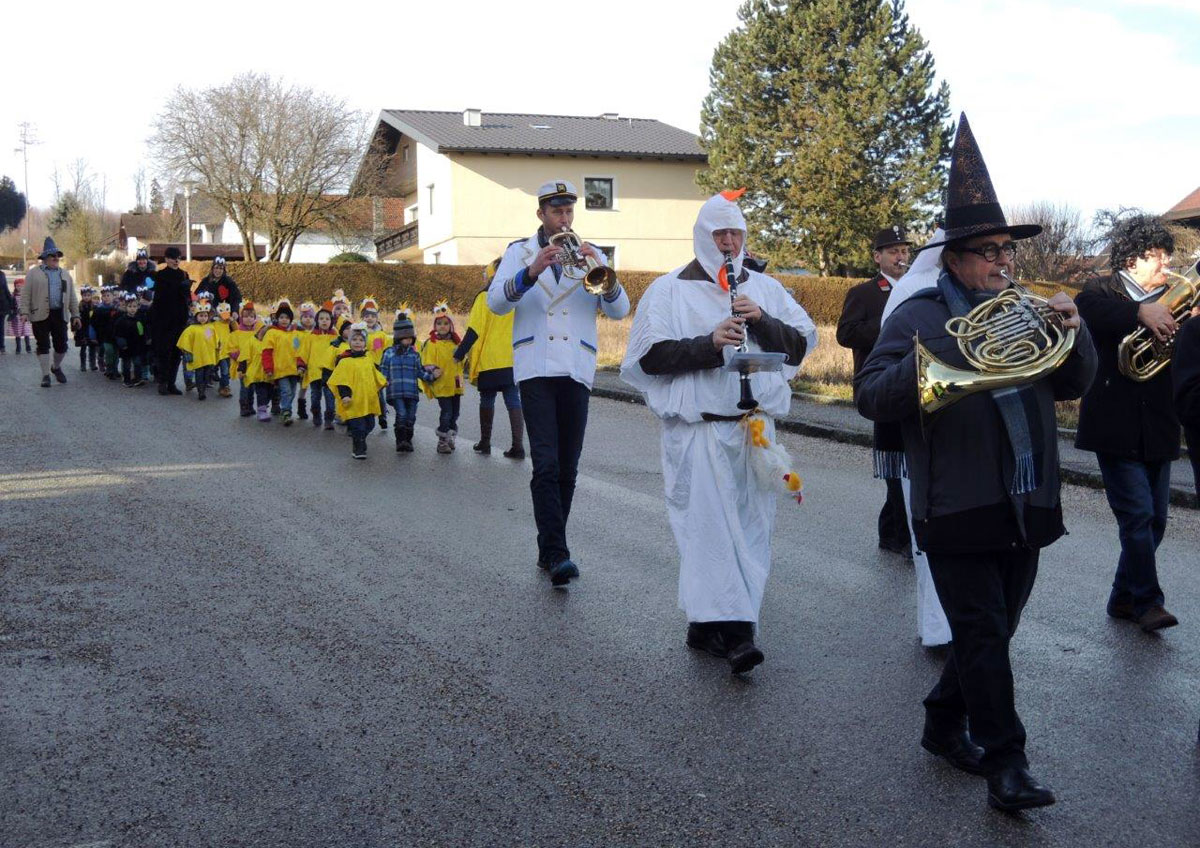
[487,232,630,389]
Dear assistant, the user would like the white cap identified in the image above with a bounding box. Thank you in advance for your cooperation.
[537,179,578,206]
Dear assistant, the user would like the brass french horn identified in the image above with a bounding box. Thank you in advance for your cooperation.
[917,272,1076,414]
[1117,262,1199,382]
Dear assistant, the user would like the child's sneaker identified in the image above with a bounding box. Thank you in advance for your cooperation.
[352,437,367,460]
[298,398,308,420]
[257,405,271,422]
[436,431,452,454]
[282,410,293,426]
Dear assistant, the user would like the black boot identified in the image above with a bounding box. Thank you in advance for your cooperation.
[474,406,494,453]
[723,622,764,674]
[399,424,414,452]
[987,767,1056,812]
[503,407,525,459]
[686,622,727,658]
[352,435,367,460]
[298,396,308,420]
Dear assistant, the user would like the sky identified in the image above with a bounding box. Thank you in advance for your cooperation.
[4,0,1198,232]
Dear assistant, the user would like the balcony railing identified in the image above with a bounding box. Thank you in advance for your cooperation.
[375,221,419,256]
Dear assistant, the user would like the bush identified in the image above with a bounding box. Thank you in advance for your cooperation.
[329,252,370,264]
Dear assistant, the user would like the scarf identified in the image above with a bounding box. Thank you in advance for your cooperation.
[938,271,1044,496]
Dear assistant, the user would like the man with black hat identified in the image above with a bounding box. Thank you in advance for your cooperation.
[20,237,81,387]
[149,246,193,395]
[195,256,242,315]
[838,226,913,557]
[487,179,630,588]
[120,248,157,294]
[856,114,1096,812]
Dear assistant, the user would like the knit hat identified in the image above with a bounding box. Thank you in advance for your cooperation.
[213,256,226,266]
[393,303,416,340]
[121,291,138,303]
[241,300,257,314]
[135,248,149,260]
[164,246,182,260]
[274,300,294,321]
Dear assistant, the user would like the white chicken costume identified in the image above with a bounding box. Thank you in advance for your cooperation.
[620,191,816,624]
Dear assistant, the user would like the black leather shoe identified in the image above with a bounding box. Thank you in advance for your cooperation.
[51,367,67,384]
[167,385,184,395]
[1107,599,1136,621]
[921,726,985,775]
[987,767,1056,812]
[727,640,764,674]
[686,623,727,659]
[549,559,579,587]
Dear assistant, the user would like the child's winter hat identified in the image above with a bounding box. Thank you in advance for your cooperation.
[393,302,415,340]
[348,321,369,341]
[331,289,351,308]
[193,302,212,315]
[432,300,451,317]
[215,302,232,316]
[240,300,257,314]
[273,298,294,320]
[80,285,95,295]
[299,301,317,317]
[120,291,138,303]
[135,248,149,260]
[359,296,380,315]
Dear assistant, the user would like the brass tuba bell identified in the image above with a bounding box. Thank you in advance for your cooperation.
[916,275,1076,414]
[1116,262,1199,382]
[550,227,619,296]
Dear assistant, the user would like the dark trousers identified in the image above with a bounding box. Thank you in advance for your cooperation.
[1096,454,1171,615]
[519,376,590,565]
[389,397,419,428]
[878,478,909,548]
[924,548,1039,774]
[346,415,376,440]
[32,314,68,355]
[155,334,182,387]
[1186,426,1200,504]
[437,395,461,433]
[119,353,143,383]
[310,381,335,423]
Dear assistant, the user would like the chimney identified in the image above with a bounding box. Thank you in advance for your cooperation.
[601,112,619,120]
[463,108,482,127]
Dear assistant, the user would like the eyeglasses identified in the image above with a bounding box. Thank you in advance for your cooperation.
[960,242,1017,262]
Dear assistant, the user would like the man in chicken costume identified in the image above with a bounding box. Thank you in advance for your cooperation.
[621,190,816,674]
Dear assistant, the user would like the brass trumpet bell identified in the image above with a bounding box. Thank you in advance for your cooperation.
[550,228,619,296]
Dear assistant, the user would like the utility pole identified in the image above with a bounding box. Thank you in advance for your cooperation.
[14,123,40,270]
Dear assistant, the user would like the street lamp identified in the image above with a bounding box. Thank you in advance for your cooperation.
[182,179,197,262]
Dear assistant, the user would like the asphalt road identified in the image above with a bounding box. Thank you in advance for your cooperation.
[2,359,1198,848]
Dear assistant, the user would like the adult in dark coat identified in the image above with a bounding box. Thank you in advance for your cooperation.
[194,256,242,314]
[1172,316,1200,501]
[856,114,1096,812]
[0,270,12,353]
[120,248,157,293]
[1074,216,1183,633]
[837,226,912,556]
[149,246,192,395]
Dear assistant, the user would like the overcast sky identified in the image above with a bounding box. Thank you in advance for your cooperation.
[5,0,1198,229]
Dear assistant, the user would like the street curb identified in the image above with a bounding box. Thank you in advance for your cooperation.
[590,384,1198,511]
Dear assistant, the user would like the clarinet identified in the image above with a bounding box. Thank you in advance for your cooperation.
[725,251,758,411]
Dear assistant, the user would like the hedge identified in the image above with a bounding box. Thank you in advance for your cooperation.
[170,261,1064,324]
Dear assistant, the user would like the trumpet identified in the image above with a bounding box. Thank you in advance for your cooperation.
[1117,263,1199,382]
[917,271,1076,414]
[550,228,619,296]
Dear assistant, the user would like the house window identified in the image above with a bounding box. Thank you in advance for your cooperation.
[405,204,418,225]
[402,144,410,163]
[427,183,435,216]
[594,245,616,267]
[585,177,614,210]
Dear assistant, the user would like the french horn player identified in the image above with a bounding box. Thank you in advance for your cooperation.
[855,114,1096,813]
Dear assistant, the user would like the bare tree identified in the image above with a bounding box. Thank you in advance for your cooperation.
[1007,201,1092,285]
[150,73,377,262]
[1092,206,1200,273]
[133,168,147,213]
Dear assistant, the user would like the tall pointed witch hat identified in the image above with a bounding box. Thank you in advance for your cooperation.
[923,113,1041,249]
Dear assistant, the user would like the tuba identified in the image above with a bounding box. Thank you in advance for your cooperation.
[550,227,619,296]
[917,272,1076,414]
[1116,262,1200,382]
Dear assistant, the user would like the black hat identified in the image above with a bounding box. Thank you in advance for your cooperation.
[135,248,149,260]
[923,113,1041,250]
[164,246,183,260]
[872,226,910,251]
[38,237,63,259]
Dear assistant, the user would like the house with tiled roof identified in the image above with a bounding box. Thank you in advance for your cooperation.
[1165,186,1200,229]
[359,108,708,270]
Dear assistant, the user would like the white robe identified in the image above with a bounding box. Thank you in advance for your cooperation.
[622,254,815,622]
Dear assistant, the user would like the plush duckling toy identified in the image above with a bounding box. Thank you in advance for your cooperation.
[743,414,804,504]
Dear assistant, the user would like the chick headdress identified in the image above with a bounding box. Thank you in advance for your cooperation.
[359,296,380,314]
[431,300,450,317]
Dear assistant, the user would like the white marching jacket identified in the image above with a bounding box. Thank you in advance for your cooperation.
[487,233,630,389]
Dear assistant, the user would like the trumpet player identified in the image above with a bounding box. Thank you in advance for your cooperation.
[1075,215,1186,633]
[487,179,629,588]
[837,226,916,560]
[621,189,815,674]
[855,115,1096,812]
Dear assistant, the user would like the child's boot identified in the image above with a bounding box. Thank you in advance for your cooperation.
[257,404,271,422]
[197,383,207,401]
[298,397,308,420]
[448,429,457,451]
[352,435,367,460]
[240,399,253,417]
[282,409,293,426]
[474,407,493,454]
[324,411,335,431]
[400,424,414,452]
[503,408,526,459]
[80,349,87,372]
[379,412,388,430]
[436,430,452,454]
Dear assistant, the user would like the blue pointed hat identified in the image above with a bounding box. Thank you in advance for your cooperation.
[39,237,63,259]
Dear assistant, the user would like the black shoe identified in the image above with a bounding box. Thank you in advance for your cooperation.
[40,375,51,388]
[1107,599,1136,621]
[198,390,207,401]
[686,622,728,659]
[503,446,526,459]
[158,383,170,395]
[473,440,491,454]
[379,415,388,430]
[352,437,367,460]
[879,539,912,558]
[167,385,183,395]
[51,367,67,384]
[123,380,135,387]
[727,640,764,674]
[549,559,579,587]
[921,724,986,776]
[987,767,1056,812]
[132,378,145,387]
[80,364,87,372]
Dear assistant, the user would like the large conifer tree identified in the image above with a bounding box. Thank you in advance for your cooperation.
[699,0,952,274]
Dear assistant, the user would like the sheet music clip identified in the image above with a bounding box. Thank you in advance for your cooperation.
[724,351,786,374]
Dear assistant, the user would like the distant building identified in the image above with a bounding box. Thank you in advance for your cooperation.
[1165,186,1200,230]
[360,108,708,270]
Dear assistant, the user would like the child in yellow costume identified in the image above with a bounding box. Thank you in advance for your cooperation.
[359,296,391,430]
[453,258,524,458]
[176,303,220,401]
[328,322,388,460]
[212,302,235,398]
[331,289,353,325]
[295,302,318,420]
[260,300,303,426]
[420,301,465,454]
[301,304,339,429]
[230,302,271,421]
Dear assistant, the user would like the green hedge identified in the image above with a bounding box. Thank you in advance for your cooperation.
[174,261,1066,324]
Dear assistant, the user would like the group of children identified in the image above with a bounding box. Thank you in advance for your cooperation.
[74,284,156,384]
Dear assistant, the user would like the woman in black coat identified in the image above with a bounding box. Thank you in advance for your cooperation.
[194,257,241,314]
[148,247,193,395]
